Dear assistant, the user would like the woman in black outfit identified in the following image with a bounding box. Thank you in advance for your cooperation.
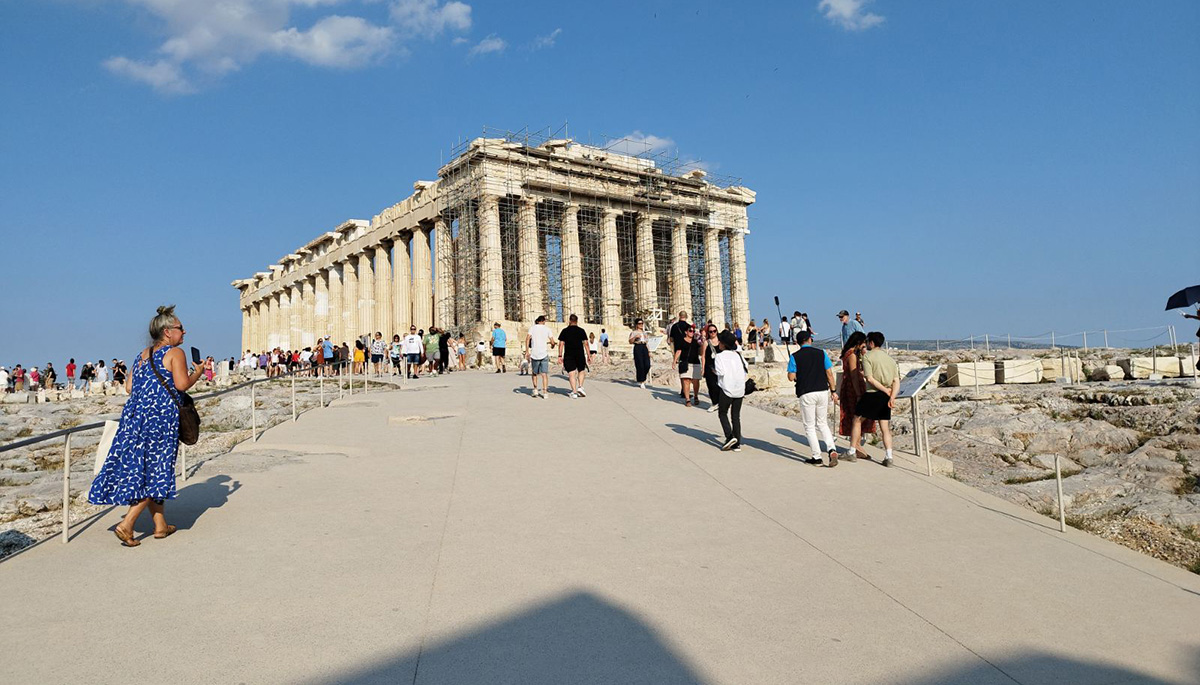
[629,318,651,388]
[701,324,723,412]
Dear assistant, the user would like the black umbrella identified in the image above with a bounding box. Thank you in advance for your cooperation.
[1165,285,1200,311]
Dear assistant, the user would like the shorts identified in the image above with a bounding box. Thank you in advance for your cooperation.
[563,355,588,373]
[432,351,441,361]
[531,357,549,375]
[855,392,892,422]
[406,353,420,364]
[493,348,506,358]
[371,353,383,363]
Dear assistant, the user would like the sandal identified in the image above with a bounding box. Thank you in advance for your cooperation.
[153,525,177,539]
[114,525,140,547]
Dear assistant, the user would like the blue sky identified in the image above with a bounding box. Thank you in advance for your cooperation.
[1,0,1197,366]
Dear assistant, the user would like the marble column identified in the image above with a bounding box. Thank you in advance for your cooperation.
[253,300,263,351]
[301,277,316,347]
[375,242,393,337]
[358,250,375,337]
[433,217,455,328]
[393,233,412,330]
[284,286,299,350]
[411,225,433,329]
[314,269,329,340]
[477,195,504,323]
[704,226,725,326]
[518,196,542,321]
[560,203,583,321]
[267,292,279,349]
[342,258,358,341]
[241,307,250,352]
[671,216,692,317]
[327,265,344,344]
[600,208,621,327]
[728,228,750,330]
[635,213,658,316]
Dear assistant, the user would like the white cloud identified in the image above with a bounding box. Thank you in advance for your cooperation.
[390,0,471,38]
[103,56,195,94]
[606,131,674,156]
[272,15,394,68]
[818,0,884,31]
[104,0,470,94]
[467,34,506,58]
[531,28,561,50]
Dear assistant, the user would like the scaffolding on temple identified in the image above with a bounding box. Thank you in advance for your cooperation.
[435,125,747,334]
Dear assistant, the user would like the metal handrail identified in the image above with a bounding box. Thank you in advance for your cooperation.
[0,358,389,545]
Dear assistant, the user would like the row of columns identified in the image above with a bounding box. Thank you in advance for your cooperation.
[240,196,750,352]
[467,195,749,330]
[242,226,438,352]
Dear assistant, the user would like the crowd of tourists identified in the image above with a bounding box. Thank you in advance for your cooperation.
[0,358,128,394]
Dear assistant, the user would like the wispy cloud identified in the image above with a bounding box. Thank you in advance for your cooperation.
[390,0,471,38]
[818,0,885,31]
[104,0,471,94]
[606,131,674,156]
[531,28,562,50]
[467,34,506,58]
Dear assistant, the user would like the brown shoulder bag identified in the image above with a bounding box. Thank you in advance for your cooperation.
[147,347,200,445]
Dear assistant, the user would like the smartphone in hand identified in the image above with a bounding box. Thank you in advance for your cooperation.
[191,347,202,365]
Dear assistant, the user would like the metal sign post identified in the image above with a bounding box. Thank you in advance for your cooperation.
[896,366,941,477]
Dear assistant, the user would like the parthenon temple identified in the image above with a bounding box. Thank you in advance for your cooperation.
[233,131,755,350]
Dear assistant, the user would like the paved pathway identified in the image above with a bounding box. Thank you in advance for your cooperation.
[3,371,1198,684]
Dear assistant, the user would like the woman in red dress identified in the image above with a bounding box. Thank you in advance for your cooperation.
[838,331,875,437]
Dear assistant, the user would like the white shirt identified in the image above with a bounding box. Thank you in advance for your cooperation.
[712,350,747,398]
[94,366,108,383]
[476,342,487,353]
[402,334,423,355]
[300,350,312,363]
[528,324,553,360]
[779,321,791,339]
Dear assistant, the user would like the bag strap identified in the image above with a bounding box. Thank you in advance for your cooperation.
[736,351,749,373]
[146,346,184,410]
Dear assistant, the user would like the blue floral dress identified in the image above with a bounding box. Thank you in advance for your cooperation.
[88,346,180,506]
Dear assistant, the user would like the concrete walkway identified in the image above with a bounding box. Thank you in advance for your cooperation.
[2,371,1198,684]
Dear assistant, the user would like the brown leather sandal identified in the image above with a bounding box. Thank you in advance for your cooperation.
[153,525,177,539]
[114,525,140,547]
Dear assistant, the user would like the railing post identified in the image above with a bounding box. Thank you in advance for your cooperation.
[180,442,186,483]
[1055,454,1067,533]
[1104,329,1109,349]
[984,334,989,354]
[349,364,354,396]
[251,381,258,442]
[1051,331,1055,350]
[922,416,932,478]
[291,374,297,422]
[320,373,325,407]
[1082,331,1087,352]
[62,432,71,543]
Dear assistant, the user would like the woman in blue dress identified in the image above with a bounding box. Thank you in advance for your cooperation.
[89,305,205,547]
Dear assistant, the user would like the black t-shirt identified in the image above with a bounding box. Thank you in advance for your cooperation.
[669,321,691,352]
[558,325,589,360]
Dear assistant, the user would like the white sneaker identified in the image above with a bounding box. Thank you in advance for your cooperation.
[707,405,719,413]
[569,392,578,399]
[577,388,586,397]
[540,391,547,399]
[639,382,646,389]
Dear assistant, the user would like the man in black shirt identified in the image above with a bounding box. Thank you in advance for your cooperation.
[667,310,691,400]
[557,313,591,398]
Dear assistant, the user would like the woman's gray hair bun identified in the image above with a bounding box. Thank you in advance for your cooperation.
[149,305,178,343]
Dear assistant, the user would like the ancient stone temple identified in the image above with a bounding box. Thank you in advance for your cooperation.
[233,132,755,351]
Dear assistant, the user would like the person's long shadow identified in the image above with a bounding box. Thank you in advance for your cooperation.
[664,423,811,464]
[158,475,243,531]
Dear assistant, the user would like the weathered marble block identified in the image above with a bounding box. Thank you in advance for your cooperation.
[1118,357,1182,379]
[995,359,1043,384]
[944,362,996,387]
[1041,357,1085,382]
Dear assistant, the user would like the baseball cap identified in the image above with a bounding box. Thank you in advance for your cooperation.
[837,310,850,317]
